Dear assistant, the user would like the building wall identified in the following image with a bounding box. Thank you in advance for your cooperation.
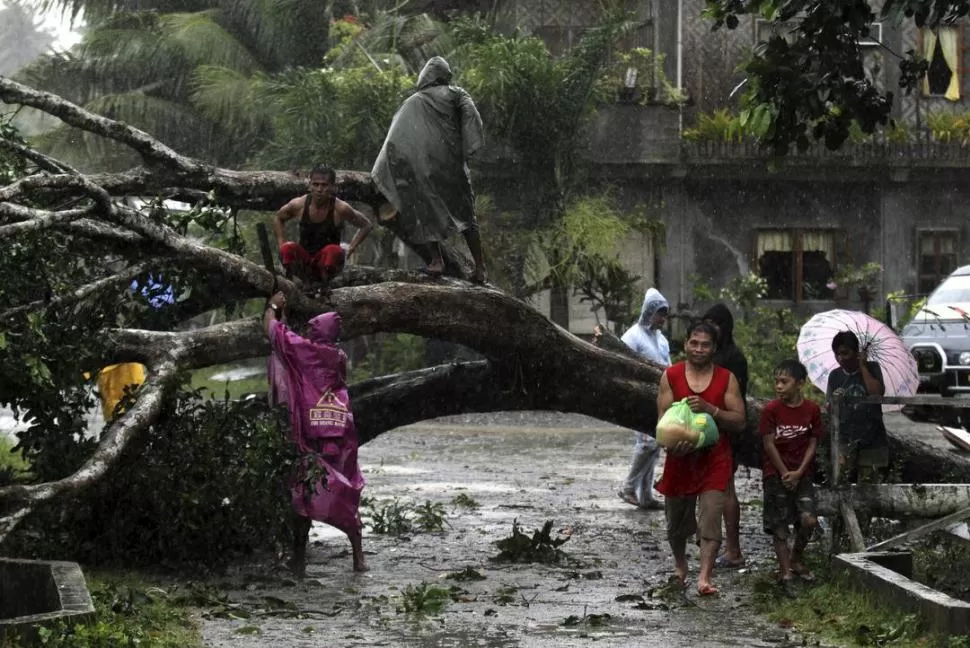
[477,1,970,333]
[600,170,970,319]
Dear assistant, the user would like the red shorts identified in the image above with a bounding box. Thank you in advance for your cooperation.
[280,242,345,279]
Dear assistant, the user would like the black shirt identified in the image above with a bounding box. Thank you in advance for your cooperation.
[826,361,887,449]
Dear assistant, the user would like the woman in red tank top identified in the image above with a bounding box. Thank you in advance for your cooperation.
[655,321,747,597]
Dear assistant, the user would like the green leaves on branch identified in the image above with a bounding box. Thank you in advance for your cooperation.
[518,194,660,327]
[522,194,632,290]
[740,103,775,139]
[454,11,631,196]
[699,0,970,154]
[255,65,414,171]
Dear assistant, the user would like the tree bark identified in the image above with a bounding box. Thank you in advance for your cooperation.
[817,484,970,519]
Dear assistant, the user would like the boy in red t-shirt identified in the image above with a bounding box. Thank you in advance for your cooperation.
[760,359,825,585]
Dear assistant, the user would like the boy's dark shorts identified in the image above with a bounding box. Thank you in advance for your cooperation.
[762,474,817,539]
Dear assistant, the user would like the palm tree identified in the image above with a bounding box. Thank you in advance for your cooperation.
[18,0,334,169]
[448,11,635,323]
[0,1,57,75]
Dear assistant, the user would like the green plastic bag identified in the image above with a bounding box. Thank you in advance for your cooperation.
[656,398,719,450]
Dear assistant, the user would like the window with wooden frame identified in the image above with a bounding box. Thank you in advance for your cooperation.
[917,228,960,295]
[755,229,839,302]
[919,26,962,100]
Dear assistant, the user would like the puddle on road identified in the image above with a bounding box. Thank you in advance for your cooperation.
[364,465,433,475]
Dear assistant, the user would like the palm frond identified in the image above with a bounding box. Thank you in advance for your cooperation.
[85,91,220,157]
[190,65,268,135]
[18,28,190,105]
[159,10,263,74]
[217,0,330,69]
[349,10,450,73]
[28,0,215,23]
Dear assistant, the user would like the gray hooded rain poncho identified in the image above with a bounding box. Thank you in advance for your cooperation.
[616,288,670,509]
[620,288,671,367]
[371,57,485,245]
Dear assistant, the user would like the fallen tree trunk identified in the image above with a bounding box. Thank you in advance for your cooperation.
[817,484,970,519]
[2,74,969,546]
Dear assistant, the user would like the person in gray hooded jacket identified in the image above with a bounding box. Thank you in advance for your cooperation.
[596,288,671,509]
[371,56,487,283]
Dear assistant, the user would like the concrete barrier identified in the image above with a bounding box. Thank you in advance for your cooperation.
[834,551,970,636]
[0,558,95,644]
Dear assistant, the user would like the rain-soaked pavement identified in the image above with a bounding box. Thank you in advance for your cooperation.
[2,408,952,646]
[200,414,813,648]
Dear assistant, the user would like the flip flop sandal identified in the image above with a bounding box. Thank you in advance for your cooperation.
[667,574,688,590]
[791,566,815,581]
[617,490,639,506]
[697,583,720,597]
[715,555,746,569]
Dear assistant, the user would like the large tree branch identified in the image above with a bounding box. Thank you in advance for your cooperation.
[0,261,151,323]
[63,218,148,247]
[0,358,180,543]
[0,137,77,174]
[106,284,664,433]
[0,77,472,276]
[0,204,92,237]
[0,77,203,173]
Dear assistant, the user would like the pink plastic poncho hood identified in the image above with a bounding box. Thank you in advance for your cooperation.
[308,312,340,344]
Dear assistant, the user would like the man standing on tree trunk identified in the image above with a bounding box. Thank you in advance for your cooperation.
[273,164,373,282]
[656,321,747,596]
[371,56,488,283]
[264,291,367,574]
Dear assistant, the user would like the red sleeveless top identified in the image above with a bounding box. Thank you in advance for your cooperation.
[655,362,733,497]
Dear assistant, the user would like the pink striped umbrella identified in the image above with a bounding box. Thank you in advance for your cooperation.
[797,309,919,397]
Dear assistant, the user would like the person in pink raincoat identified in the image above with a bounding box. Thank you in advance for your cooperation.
[264,291,367,574]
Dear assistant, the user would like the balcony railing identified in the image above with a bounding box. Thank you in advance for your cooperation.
[680,138,970,165]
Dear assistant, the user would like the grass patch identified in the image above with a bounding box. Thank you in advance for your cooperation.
[912,535,970,602]
[0,435,30,481]
[451,493,480,509]
[397,582,451,616]
[11,572,202,648]
[748,554,970,647]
